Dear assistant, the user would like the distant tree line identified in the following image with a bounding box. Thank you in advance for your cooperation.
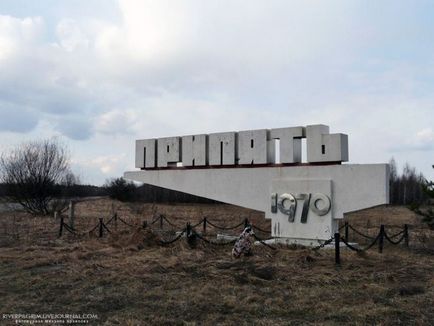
[103,177,217,203]
[0,177,215,205]
[0,183,106,198]
[389,158,429,205]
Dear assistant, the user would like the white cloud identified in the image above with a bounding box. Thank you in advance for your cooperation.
[399,128,434,151]
[95,109,137,135]
[73,153,127,176]
[0,1,434,183]
[0,15,44,61]
[56,19,89,51]
[416,128,434,143]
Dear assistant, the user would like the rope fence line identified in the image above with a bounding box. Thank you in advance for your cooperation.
[312,236,335,251]
[386,229,405,239]
[336,223,410,263]
[347,223,376,240]
[191,219,205,228]
[58,216,115,238]
[384,227,407,245]
[252,233,277,250]
[187,222,238,246]
[56,214,414,265]
[205,219,248,231]
[192,230,237,246]
[150,215,161,225]
[311,224,346,251]
[160,228,187,245]
[340,233,381,252]
[188,223,275,249]
[117,215,138,228]
[104,214,116,226]
[160,215,179,228]
[147,215,269,235]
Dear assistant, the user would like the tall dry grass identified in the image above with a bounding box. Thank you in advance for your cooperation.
[0,199,433,325]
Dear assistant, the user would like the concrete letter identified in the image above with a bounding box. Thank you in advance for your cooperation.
[209,132,237,165]
[306,125,349,163]
[182,134,208,167]
[237,129,268,165]
[157,137,181,167]
[269,127,305,163]
[135,139,156,168]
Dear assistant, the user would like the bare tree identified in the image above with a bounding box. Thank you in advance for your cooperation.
[0,139,76,215]
[389,158,428,205]
[389,157,398,204]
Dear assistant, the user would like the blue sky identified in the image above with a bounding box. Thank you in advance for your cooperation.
[0,0,433,185]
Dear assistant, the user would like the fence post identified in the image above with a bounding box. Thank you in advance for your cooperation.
[160,215,164,229]
[344,222,349,241]
[58,216,64,237]
[69,200,75,229]
[99,218,104,238]
[186,222,196,247]
[54,211,58,220]
[142,220,147,229]
[203,217,207,234]
[186,222,192,245]
[186,222,192,238]
[335,232,340,265]
[404,224,409,247]
[378,224,385,253]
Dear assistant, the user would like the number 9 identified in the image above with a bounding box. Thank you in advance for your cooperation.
[277,193,297,222]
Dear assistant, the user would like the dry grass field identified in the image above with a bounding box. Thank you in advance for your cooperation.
[0,199,433,325]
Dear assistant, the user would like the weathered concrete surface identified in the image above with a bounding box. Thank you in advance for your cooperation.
[269,126,305,163]
[157,137,181,167]
[135,139,156,168]
[182,134,208,167]
[306,125,349,163]
[208,132,237,165]
[237,129,268,164]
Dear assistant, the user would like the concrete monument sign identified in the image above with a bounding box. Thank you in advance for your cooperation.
[125,125,389,245]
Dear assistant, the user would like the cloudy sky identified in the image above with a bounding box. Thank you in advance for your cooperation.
[0,0,433,185]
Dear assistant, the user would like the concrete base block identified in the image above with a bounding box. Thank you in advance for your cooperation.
[256,237,359,249]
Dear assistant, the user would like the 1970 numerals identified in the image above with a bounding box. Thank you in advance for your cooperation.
[271,193,331,223]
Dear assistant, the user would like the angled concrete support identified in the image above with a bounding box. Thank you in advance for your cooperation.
[125,164,389,240]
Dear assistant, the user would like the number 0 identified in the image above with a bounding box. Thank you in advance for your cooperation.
[310,193,331,216]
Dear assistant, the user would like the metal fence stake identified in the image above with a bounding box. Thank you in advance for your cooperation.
[99,218,104,238]
[203,217,207,234]
[69,200,75,229]
[378,224,385,253]
[58,216,64,237]
[335,232,340,265]
[344,222,349,241]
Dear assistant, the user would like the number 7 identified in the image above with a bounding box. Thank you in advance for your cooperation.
[295,193,311,224]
